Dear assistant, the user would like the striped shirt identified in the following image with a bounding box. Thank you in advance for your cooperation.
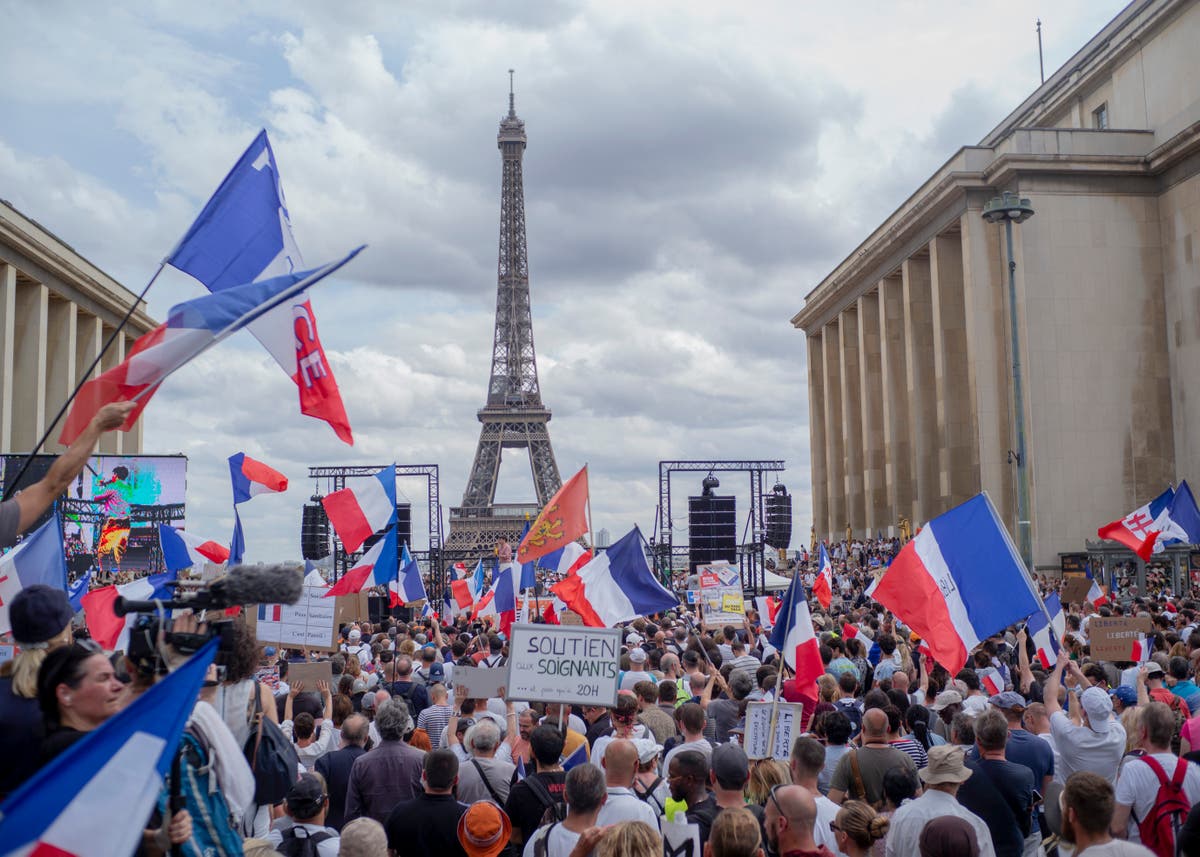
[417,704,455,749]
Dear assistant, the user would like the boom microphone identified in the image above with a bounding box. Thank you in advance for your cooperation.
[114,564,304,617]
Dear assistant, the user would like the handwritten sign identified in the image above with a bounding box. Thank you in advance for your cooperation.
[454,665,508,701]
[505,623,620,706]
[245,583,365,652]
[1060,577,1095,605]
[1089,616,1153,662]
[743,700,803,760]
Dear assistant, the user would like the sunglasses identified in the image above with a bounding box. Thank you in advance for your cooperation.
[768,783,786,816]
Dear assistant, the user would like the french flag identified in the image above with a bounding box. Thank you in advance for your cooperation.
[0,514,69,635]
[812,543,833,610]
[388,543,427,607]
[158,525,230,572]
[58,250,363,446]
[322,464,397,554]
[542,598,562,625]
[1087,576,1110,608]
[1097,487,1175,561]
[451,559,486,610]
[0,640,216,857]
[258,603,282,622]
[472,586,498,623]
[80,569,179,651]
[1130,634,1153,664]
[551,527,676,627]
[871,493,1041,674]
[324,525,397,597]
[1027,593,1065,669]
[229,453,288,502]
[67,569,91,613]
[768,566,824,696]
[841,623,859,639]
[982,672,1003,695]
[493,562,519,636]
[754,596,782,630]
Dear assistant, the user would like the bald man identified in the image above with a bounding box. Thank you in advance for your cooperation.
[827,708,917,806]
[596,739,659,830]
[764,785,834,857]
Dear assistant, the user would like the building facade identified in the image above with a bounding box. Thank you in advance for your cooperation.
[792,0,1200,568]
[0,200,156,456]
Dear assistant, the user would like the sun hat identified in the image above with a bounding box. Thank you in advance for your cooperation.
[457,800,511,857]
[919,745,973,785]
[1080,686,1114,733]
[930,690,963,712]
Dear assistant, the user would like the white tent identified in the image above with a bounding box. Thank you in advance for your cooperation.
[761,569,793,591]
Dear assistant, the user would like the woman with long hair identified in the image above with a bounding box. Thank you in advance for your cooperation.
[745,759,790,807]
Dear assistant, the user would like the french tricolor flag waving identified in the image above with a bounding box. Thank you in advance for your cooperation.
[0,639,217,857]
[871,493,1041,674]
[551,527,676,627]
[1026,593,1065,670]
[812,543,833,610]
[229,452,288,566]
[388,543,427,607]
[768,567,824,696]
[158,525,230,572]
[324,525,397,598]
[322,465,397,554]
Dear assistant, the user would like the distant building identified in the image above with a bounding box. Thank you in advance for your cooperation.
[597,528,611,549]
[1,200,156,455]
[792,0,1200,568]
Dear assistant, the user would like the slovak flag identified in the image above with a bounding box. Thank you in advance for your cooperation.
[871,493,1042,674]
[158,525,230,572]
[1027,593,1065,669]
[0,640,217,857]
[58,250,363,446]
[1097,487,1175,561]
[322,465,397,554]
[323,526,398,597]
[0,513,69,635]
[768,565,824,697]
[813,544,833,610]
[981,672,1003,695]
[167,130,354,444]
[551,526,677,627]
[388,543,427,608]
[1130,634,1154,664]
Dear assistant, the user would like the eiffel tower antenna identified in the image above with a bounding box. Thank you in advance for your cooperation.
[446,73,563,555]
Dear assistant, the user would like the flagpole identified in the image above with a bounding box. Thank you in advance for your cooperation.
[2,261,167,501]
[765,661,787,758]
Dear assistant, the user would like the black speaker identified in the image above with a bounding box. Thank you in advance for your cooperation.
[361,503,413,553]
[301,500,331,560]
[689,494,737,570]
[764,483,792,549]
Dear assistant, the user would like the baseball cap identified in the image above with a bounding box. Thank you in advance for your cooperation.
[930,690,963,711]
[629,648,648,664]
[988,691,1027,711]
[710,742,750,789]
[429,662,445,682]
[285,773,327,819]
[626,632,645,645]
[632,738,663,765]
[348,629,362,642]
[1080,686,1114,733]
[1145,661,1165,678]
[457,800,511,857]
[1109,686,1138,708]
[9,585,73,646]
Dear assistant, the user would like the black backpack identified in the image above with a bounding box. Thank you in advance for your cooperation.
[278,826,336,857]
[390,681,419,718]
[243,687,300,805]
[525,774,567,827]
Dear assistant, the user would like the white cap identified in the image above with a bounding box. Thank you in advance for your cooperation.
[1080,686,1114,733]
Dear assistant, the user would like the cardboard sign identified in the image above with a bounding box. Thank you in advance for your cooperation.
[286,660,334,692]
[660,813,702,857]
[1060,577,1095,605]
[505,623,621,706]
[454,665,508,700]
[698,562,745,624]
[1088,616,1153,662]
[558,609,584,626]
[245,585,369,652]
[743,700,803,760]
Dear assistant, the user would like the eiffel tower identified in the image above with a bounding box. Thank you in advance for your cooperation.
[445,73,563,555]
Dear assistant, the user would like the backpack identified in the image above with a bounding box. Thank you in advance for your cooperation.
[1135,755,1190,857]
[633,776,665,814]
[834,699,864,739]
[243,687,300,805]
[391,681,419,719]
[278,826,336,857]
[525,773,567,827]
[530,821,559,857]
[158,732,243,857]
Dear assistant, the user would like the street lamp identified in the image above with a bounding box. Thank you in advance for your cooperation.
[982,190,1035,572]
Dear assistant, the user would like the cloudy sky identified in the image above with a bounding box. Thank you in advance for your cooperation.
[1,1,1127,563]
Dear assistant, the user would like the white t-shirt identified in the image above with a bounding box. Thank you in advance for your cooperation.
[1049,710,1126,784]
[815,794,849,857]
[1074,840,1157,855]
[523,822,581,857]
[1114,753,1200,843]
[596,787,660,830]
[592,727,648,766]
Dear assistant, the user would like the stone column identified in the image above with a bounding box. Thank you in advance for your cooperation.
[903,255,936,524]
[0,264,15,452]
[12,279,48,452]
[960,208,1014,523]
[930,232,979,507]
[839,306,865,536]
[808,333,828,539]
[878,275,912,530]
[822,320,845,540]
[857,291,885,534]
[97,327,125,455]
[44,298,78,454]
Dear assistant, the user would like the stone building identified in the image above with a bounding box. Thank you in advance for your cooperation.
[0,200,156,456]
[792,0,1200,568]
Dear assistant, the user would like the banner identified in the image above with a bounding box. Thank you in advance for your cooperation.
[245,584,365,652]
[697,562,744,624]
[505,623,620,706]
[1088,616,1153,662]
[743,700,803,761]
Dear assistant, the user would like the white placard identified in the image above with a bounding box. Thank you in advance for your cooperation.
[743,700,803,760]
[0,644,14,663]
[661,813,702,857]
[253,583,336,649]
[454,665,508,700]
[505,623,621,706]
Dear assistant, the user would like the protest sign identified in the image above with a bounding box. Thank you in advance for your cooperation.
[743,700,803,761]
[505,623,621,706]
[1089,616,1153,662]
[245,583,365,652]
[287,660,333,691]
[1060,576,1095,605]
[698,562,744,624]
[660,813,701,857]
[0,644,14,663]
[454,665,508,700]
[558,609,584,626]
